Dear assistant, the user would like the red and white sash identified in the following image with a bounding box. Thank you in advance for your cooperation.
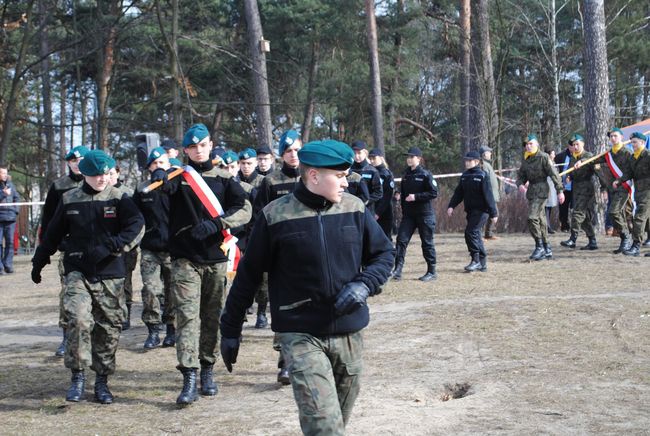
[182,165,240,270]
[604,151,636,212]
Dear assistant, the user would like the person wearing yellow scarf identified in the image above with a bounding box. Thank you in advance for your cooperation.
[617,132,650,256]
[560,133,599,250]
[516,134,565,260]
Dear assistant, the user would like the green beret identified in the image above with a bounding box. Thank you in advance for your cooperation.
[279,130,301,155]
[146,146,167,167]
[169,158,183,167]
[298,140,354,170]
[221,151,239,165]
[607,127,623,137]
[65,145,89,161]
[570,133,584,143]
[182,123,210,148]
[630,132,647,142]
[525,134,538,143]
[78,150,115,176]
[239,148,257,160]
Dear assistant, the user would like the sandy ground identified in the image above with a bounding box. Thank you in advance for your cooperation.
[0,232,649,435]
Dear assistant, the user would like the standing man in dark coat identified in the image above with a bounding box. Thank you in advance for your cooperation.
[0,165,20,275]
[447,151,498,272]
[350,140,383,213]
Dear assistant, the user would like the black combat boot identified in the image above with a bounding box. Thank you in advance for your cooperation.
[55,329,67,357]
[122,303,132,331]
[390,263,403,281]
[643,237,650,247]
[479,257,487,272]
[623,241,640,257]
[255,313,268,329]
[464,254,481,272]
[543,241,553,260]
[613,234,631,254]
[418,264,437,282]
[200,364,218,396]
[560,232,577,248]
[277,356,290,385]
[645,252,650,257]
[162,324,176,347]
[66,369,85,402]
[143,323,161,350]
[530,239,545,261]
[94,374,113,404]
[176,368,199,405]
[580,237,598,251]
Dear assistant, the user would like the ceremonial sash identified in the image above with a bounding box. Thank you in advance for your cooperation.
[604,151,636,213]
[181,165,239,261]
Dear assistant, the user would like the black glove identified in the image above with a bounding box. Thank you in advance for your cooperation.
[334,281,370,316]
[105,236,123,253]
[150,168,168,184]
[191,219,222,240]
[30,247,51,285]
[220,336,241,373]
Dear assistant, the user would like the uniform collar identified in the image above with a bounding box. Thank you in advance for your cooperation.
[281,163,299,178]
[69,171,83,182]
[294,180,332,210]
[188,159,214,172]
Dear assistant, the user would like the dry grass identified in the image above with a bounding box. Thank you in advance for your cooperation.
[1,232,649,435]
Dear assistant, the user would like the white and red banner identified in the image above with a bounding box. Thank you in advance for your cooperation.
[182,165,240,270]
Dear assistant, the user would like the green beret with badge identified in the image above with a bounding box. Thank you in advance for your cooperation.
[279,130,301,155]
[182,123,210,148]
[569,133,584,143]
[65,145,90,161]
[239,148,257,160]
[298,140,354,170]
[79,150,116,176]
[630,131,647,142]
[146,146,168,167]
[221,151,239,165]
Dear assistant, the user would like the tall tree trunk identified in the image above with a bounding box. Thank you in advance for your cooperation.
[0,0,35,165]
[476,0,498,149]
[60,83,67,175]
[81,90,88,146]
[459,0,471,155]
[365,0,385,154]
[96,1,119,150]
[170,0,182,141]
[550,0,562,147]
[39,0,56,185]
[469,2,487,148]
[302,41,319,143]
[387,0,405,149]
[243,0,273,148]
[582,0,609,153]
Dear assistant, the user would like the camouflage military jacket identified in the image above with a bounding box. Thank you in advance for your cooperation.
[595,146,632,193]
[568,151,596,195]
[516,151,563,200]
[622,149,650,192]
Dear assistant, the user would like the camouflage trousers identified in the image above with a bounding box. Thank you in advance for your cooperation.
[608,189,631,237]
[63,271,125,375]
[57,253,67,329]
[123,247,139,306]
[171,258,226,369]
[255,272,269,314]
[570,191,596,238]
[277,331,364,436]
[527,197,549,242]
[632,190,650,243]
[140,249,174,325]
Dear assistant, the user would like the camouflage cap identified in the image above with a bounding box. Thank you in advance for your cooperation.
[78,150,115,176]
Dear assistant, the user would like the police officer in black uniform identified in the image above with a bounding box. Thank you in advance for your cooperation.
[392,147,438,282]
[447,151,498,272]
[369,148,395,241]
[350,140,383,213]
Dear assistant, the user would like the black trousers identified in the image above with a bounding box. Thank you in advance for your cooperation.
[466,211,488,260]
[395,214,436,266]
[377,211,394,242]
